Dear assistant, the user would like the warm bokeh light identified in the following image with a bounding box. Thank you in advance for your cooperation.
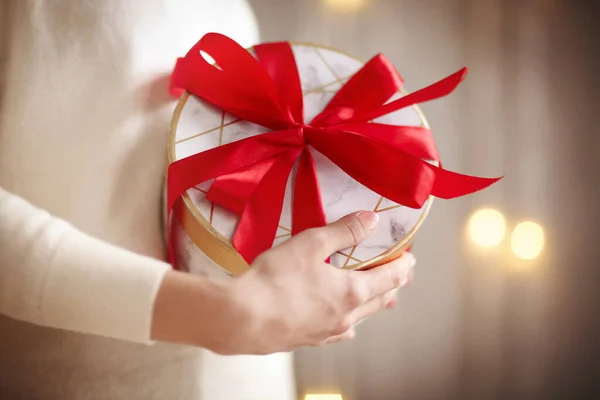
[511,221,545,260]
[324,0,369,13]
[468,208,506,247]
[305,395,343,400]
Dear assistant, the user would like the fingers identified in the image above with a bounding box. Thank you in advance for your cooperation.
[308,211,379,259]
[384,267,414,310]
[320,267,416,347]
[319,262,415,348]
[384,288,400,309]
[321,327,356,345]
[352,288,400,322]
[321,287,403,346]
[354,263,416,320]
[385,290,399,309]
[350,252,416,302]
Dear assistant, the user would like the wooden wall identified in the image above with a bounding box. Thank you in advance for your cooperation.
[248,1,600,398]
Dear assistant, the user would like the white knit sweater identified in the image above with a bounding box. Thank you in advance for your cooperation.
[0,1,290,399]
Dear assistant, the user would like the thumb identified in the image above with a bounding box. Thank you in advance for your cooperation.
[313,211,379,259]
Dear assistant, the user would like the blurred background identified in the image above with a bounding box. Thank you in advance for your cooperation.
[247,0,599,399]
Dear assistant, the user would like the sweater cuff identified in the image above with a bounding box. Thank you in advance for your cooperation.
[42,225,171,344]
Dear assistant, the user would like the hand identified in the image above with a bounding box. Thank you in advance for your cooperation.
[151,211,416,355]
[227,211,416,354]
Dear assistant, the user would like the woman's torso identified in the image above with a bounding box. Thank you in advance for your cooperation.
[0,1,292,399]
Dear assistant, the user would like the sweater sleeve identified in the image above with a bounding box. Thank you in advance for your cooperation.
[0,187,170,344]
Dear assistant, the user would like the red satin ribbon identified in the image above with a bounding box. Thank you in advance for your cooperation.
[167,33,501,265]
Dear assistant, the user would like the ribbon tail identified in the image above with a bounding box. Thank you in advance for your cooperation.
[351,68,468,123]
[431,168,503,199]
[292,147,327,236]
[292,148,329,262]
[167,218,176,267]
[206,128,305,214]
[233,149,301,264]
[307,127,501,209]
[207,158,277,215]
[169,57,187,98]
[167,196,191,269]
[166,131,298,268]
[167,133,293,216]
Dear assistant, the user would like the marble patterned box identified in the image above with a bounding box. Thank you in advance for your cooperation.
[168,43,435,277]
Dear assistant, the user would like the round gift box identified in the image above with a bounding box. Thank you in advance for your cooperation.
[167,42,435,277]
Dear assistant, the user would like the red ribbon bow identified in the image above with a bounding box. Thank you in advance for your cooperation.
[167,33,501,265]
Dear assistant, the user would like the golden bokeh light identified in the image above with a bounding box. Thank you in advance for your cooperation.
[324,0,369,13]
[305,395,343,400]
[468,208,506,247]
[511,221,544,260]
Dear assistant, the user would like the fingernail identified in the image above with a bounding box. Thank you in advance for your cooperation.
[398,263,415,288]
[358,211,379,232]
[404,252,416,268]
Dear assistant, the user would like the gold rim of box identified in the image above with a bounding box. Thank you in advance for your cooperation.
[167,41,434,276]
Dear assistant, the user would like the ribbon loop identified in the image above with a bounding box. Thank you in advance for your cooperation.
[312,54,403,127]
[171,33,293,130]
[233,148,302,263]
[255,43,305,125]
